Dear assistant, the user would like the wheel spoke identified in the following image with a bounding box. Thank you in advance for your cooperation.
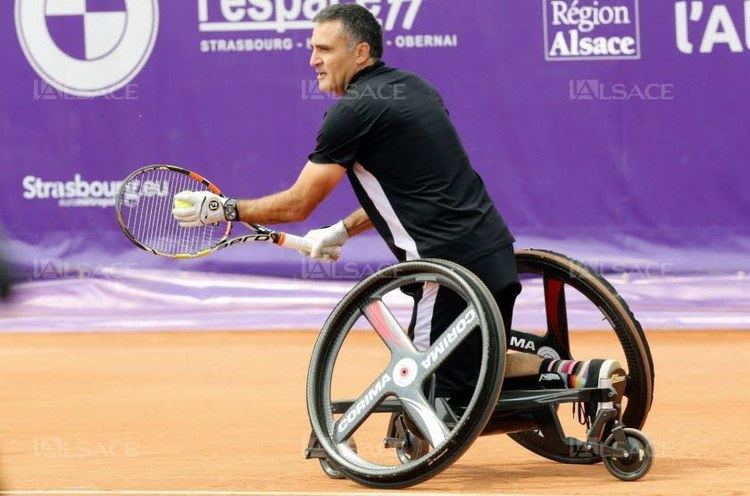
[418,305,479,375]
[398,390,450,448]
[543,275,572,358]
[332,369,394,444]
[362,298,417,356]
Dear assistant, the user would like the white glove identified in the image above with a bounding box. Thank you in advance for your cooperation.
[172,190,227,228]
[299,220,349,260]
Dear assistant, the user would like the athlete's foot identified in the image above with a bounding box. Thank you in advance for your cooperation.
[540,358,626,389]
[540,358,627,425]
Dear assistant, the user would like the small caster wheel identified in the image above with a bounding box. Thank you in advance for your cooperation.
[393,415,430,464]
[319,438,357,479]
[603,428,653,481]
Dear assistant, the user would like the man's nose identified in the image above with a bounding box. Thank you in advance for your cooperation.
[309,51,321,68]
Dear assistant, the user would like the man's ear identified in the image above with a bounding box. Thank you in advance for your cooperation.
[355,42,371,64]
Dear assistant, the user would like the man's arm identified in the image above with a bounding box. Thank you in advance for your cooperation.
[342,208,373,237]
[237,161,346,224]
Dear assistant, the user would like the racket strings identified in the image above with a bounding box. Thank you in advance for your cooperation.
[118,168,224,256]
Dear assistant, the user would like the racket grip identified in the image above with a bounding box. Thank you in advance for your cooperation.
[277,233,313,252]
[277,233,341,260]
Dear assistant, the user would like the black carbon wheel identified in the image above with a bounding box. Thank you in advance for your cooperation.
[603,428,654,481]
[507,249,655,464]
[306,260,506,489]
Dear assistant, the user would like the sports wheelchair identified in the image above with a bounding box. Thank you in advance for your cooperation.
[305,249,655,488]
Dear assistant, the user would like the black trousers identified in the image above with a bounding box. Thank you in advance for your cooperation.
[407,245,521,401]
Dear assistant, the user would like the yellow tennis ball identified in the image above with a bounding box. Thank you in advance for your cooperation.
[173,198,192,209]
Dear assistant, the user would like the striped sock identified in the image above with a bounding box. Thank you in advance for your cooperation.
[539,358,613,388]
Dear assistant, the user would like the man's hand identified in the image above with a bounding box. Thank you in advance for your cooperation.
[299,220,349,260]
[172,191,227,227]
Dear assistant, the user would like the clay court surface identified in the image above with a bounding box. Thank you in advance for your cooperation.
[1,330,748,495]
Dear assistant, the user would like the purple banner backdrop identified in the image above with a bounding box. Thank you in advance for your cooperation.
[1,0,748,279]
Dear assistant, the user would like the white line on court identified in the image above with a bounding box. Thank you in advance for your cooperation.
[0,491,544,496]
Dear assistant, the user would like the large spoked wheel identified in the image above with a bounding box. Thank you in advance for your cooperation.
[507,249,655,464]
[307,260,506,489]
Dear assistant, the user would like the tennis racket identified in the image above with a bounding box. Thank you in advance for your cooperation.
[115,164,326,259]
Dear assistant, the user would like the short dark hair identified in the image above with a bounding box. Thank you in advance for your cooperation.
[313,4,383,59]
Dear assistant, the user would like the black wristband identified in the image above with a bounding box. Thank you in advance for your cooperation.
[223,198,239,221]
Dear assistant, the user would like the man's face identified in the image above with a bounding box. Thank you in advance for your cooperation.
[309,20,362,96]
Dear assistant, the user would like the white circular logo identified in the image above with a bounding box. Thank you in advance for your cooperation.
[16,0,159,97]
[537,346,561,360]
[392,358,418,388]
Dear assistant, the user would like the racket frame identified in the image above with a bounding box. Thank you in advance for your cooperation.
[116,164,288,259]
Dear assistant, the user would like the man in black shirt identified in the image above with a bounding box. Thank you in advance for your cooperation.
[173,4,624,407]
